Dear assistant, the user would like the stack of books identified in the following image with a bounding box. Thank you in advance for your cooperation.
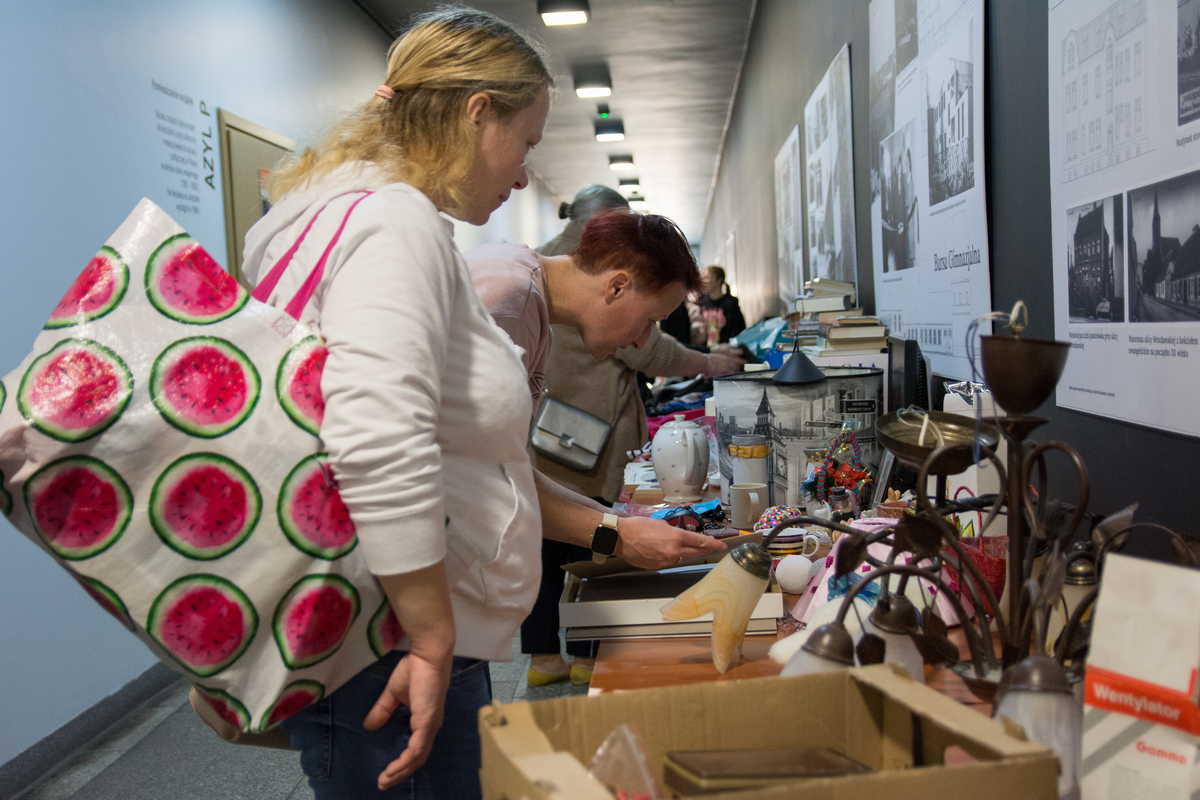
[793,277,856,315]
[819,314,886,352]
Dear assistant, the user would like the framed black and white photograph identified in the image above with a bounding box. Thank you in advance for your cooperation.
[880,120,919,273]
[1180,0,1200,126]
[895,0,919,75]
[803,44,858,285]
[1066,195,1125,323]
[924,21,975,207]
[1127,169,1200,323]
[870,52,896,201]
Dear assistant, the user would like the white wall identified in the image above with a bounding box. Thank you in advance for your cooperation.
[0,0,557,766]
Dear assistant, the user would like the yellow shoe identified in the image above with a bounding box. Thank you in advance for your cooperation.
[569,662,594,686]
[526,666,569,687]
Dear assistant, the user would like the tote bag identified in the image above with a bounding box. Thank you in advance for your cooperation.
[0,195,403,734]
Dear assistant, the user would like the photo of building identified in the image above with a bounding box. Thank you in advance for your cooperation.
[1060,0,1150,182]
[1066,195,1125,322]
[925,27,975,206]
[1128,169,1200,322]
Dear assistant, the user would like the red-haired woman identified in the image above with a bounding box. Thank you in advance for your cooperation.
[468,209,735,684]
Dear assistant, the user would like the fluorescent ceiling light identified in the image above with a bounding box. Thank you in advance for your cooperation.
[573,64,612,99]
[630,199,650,211]
[608,154,635,171]
[539,0,589,26]
[618,179,641,197]
[594,118,625,142]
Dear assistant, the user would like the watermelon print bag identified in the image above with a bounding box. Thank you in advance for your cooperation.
[0,196,405,735]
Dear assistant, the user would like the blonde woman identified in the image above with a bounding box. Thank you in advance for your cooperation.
[241,8,550,798]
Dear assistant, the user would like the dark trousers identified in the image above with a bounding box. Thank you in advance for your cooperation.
[520,538,597,659]
[283,652,491,799]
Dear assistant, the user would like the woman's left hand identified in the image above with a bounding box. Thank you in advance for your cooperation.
[615,516,727,569]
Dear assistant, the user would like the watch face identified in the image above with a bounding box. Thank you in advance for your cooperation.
[591,525,619,556]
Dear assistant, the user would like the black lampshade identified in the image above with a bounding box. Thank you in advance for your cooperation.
[773,347,826,385]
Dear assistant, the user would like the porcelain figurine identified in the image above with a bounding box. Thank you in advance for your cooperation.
[651,414,709,502]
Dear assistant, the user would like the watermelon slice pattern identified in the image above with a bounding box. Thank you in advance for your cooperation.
[1,377,7,413]
[277,454,357,560]
[259,680,324,732]
[194,686,251,731]
[18,339,133,443]
[151,337,260,438]
[45,246,130,329]
[148,574,257,678]
[150,453,261,560]
[77,575,133,629]
[367,600,405,659]
[145,234,248,324]
[24,456,132,560]
[276,336,328,436]
[272,574,360,669]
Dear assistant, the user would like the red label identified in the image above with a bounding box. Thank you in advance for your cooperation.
[1085,666,1200,736]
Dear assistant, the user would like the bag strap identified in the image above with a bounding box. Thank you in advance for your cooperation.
[251,190,374,321]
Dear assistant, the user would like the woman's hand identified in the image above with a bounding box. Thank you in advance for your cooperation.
[369,564,457,790]
[703,351,745,377]
[615,516,727,568]
[366,647,454,790]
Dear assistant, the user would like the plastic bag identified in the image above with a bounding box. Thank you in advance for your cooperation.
[589,723,662,800]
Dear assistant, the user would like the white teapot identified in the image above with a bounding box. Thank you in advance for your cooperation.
[651,414,709,502]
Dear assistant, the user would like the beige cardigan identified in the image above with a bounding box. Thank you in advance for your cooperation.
[536,324,705,502]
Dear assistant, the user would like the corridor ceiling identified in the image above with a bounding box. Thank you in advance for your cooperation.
[353,0,757,242]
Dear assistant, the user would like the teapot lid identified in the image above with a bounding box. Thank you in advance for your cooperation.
[662,413,699,428]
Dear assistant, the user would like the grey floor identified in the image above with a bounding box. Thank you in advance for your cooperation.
[16,635,588,800]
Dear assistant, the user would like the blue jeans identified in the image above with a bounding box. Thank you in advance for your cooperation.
[283,652,492,799]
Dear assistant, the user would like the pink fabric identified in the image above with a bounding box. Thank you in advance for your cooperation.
[788,518,979,627]
[465,243,550,409]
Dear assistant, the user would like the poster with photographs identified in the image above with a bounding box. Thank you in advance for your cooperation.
[803,44,858,286]
[774,124,805,305]
[1050,0,1200,437]
[868,0,991,380]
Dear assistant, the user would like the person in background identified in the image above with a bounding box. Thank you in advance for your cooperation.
[239,8,549,798]
[699,265,747,344]
[530,199,743,687]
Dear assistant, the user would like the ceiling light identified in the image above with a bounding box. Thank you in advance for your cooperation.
[629,200,649,211]
[594,118,624,142]
[539,0,589,26]
[573,64,612,98]
[608,154,635,171]
[596,103,610,118]
[618,178,641,197]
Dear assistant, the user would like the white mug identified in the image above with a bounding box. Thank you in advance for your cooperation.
[800,530,833,559]
[730,482,769,530]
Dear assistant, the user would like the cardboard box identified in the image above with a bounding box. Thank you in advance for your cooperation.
[558,564,783,640]
[1081,554,1200,799]
[479,665,1058,798]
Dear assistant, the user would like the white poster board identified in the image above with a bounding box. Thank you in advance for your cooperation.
[868,0,992,380]
[775,124,805,305]
[804,45,858,286]
[1049,0,1200,438]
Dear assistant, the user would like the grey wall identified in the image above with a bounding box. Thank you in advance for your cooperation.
[0,0,557,768]
[704,0,1197,536]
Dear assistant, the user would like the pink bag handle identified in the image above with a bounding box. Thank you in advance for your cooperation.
[251,190,374,321]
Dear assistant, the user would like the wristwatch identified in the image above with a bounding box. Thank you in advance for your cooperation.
[590,513,620,562]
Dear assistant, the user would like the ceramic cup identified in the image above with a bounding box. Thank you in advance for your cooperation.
[800,530,834,559]
[730,482,769,530]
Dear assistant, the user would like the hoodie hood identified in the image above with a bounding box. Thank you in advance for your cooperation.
[241,161,393,287]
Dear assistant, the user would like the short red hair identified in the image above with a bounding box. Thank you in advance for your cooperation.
[572,210,701,292]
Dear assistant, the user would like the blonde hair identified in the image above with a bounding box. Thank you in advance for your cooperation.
[270,5,551,214]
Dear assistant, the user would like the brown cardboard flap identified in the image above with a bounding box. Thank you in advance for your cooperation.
[850,665,1047,761]
[478,702,610,799]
